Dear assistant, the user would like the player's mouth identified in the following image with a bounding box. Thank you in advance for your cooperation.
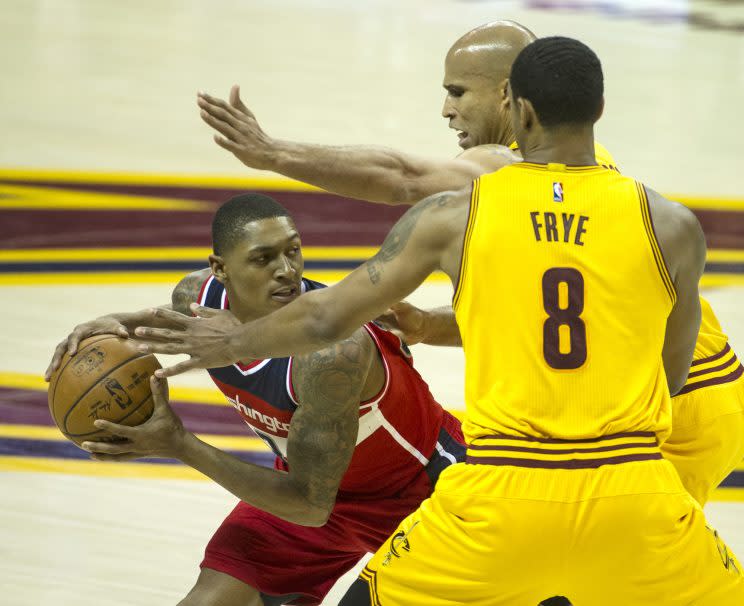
[271,284,300,303]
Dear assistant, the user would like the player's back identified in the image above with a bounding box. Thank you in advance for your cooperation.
[454,162,675,443]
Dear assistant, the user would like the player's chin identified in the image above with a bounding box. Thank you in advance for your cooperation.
[457,134,474,149]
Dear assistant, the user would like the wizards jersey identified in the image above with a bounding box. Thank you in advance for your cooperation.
[197,275,464,498]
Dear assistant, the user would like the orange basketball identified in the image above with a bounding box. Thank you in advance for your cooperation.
[47,335,161,447]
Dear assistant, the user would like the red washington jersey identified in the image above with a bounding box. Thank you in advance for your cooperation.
[197,275,464,498]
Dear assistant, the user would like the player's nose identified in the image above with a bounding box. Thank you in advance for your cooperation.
[442,97,455,119]
[274,255,297,278]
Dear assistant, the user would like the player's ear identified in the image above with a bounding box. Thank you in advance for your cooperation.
[594,96,605,123]
[209,254,227,283]
[518,97,535,130]
[499,78,510,107]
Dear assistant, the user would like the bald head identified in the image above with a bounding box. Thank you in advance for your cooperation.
[442,21,537,149]
[447,21,537,83]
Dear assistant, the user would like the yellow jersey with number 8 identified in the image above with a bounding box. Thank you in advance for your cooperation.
[453,163,676,443]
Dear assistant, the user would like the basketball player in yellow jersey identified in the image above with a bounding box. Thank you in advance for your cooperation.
[134,37,742,604]
[196,21,744,507]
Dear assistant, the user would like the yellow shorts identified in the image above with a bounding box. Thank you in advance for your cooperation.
[664,346,744,504]
[348,434,744,606]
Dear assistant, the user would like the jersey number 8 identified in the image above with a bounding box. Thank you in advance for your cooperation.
[542,267,587,370]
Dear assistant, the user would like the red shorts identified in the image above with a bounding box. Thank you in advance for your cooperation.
[201,411,464,605]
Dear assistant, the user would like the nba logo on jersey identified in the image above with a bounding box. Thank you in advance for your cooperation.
[553,182,564,202]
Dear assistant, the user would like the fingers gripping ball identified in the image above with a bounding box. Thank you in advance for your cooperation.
[47,335,161,447]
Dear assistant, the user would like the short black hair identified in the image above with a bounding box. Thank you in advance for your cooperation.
[212,193,292,255]
[510,36,603,127]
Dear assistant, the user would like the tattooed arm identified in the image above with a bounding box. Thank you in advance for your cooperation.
[86,330,376,526]
[133,187,473,376]
[284,329,377,523]
[170,268,212,315]
[176,330,375,526]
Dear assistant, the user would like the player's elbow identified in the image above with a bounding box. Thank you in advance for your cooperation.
[667,372,687,397]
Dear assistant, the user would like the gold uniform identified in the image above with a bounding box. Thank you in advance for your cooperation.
[353,164,743,605]
[524,140,744,504]
[664,297,744,504]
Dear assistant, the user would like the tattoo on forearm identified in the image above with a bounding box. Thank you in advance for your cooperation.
[366,191,454,284]
[171,270,211,316]
[288,330,372,511]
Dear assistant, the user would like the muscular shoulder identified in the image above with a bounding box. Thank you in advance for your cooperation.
[456,144,520,175]
[413,187,473,248]
[171,268,213,316]
[291,327,377,411]
[645,186,706,280]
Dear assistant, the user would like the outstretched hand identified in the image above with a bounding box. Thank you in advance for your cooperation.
[81,376,187,461]
[131,305,242,377]
[197,85,275,170]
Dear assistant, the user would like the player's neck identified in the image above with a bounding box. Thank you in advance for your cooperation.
[519,126,597,166]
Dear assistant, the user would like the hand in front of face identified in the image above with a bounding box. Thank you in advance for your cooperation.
[132,305,242,377]
[375,301,428,346]
[197,85,275,170]
[81,376,187,460]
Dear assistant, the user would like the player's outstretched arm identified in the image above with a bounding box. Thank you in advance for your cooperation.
[133,188,471,376]
[646,187,706,395]
[44,269,213,381]
[198,86,513,205]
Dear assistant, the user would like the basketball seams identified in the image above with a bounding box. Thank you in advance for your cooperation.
[57,350,159,436]
[64,393,155,439]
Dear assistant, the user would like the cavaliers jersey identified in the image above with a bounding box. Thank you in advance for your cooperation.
[197,275,464,498]
[512,141,740,398]
[453,163,676,443]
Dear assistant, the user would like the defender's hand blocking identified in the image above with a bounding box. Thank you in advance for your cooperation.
[132,305,242,377]
[81,376,186,461]
[375,301,429,346]
[197,85,275,170]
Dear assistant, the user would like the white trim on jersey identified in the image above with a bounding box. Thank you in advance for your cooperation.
[285,357,300,406]
[358,324,391,410]
[220,288,227,310]
[357,403,430,465]
[199,275,215,306]
[232,359,272,376]
[354,323,429,464]
[435,441,457,465]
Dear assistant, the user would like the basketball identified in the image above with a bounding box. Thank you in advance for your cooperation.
[47,335,161,447]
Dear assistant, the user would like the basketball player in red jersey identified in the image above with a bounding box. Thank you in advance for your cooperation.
[197,21,744,507]
[45,193,464,606]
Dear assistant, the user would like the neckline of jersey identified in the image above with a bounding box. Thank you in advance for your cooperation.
[511,162,605,172]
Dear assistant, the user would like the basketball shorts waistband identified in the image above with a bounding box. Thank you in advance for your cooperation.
[466,431,661,469]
